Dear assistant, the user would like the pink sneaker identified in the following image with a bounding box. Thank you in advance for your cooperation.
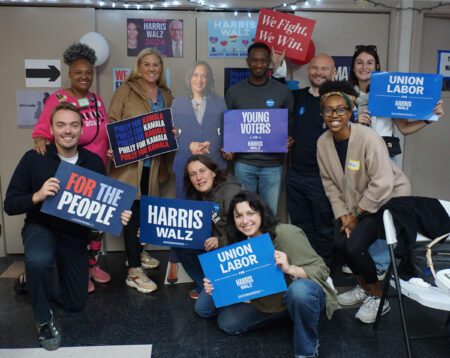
[90,266,111,284]
[88,279,95,293]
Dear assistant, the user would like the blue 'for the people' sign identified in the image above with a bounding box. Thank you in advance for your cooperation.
[223,109,288,153]
[41,161,137,236]
[140,196,215,250]
[199,233,287,308]
[368,71,443,121]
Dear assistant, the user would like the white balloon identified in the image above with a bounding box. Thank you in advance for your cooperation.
[80,32,109,67]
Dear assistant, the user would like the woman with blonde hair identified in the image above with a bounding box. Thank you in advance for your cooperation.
[109,48,175,293]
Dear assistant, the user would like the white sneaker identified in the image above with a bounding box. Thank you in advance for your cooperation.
[341,264,353,274]
[376,269,387,281]
[126,267,158,293]
[140,251,160,269]
[337,285,369,306]
[355,296,391,324]
[124,252,160,269]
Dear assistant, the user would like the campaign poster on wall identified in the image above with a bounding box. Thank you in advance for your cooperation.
[368,72,443,121]
[332,56,352,81]
[113,68,131,92]
[41,161,137,236]
[140,196,216,250]
[107,108,178,168]
[223,109,288,153]
[255,9,315,62]
[208,19,257,58]
[199,234,287,308]
[437,50,450,91]
[127,18,183,58]
[16,90,52,127]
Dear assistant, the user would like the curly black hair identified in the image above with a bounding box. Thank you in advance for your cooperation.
[63,42,97,66]
[319,80,358,110]
[319,80,357,98]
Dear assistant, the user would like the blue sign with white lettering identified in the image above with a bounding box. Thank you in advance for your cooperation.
[223,109,288,153]
[368,71,443,121]
[41,161,137,236]
[140,196,215,250]
[199,234,287,308]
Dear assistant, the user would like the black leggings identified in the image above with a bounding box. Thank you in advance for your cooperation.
[123,167,150,267]
[334,214,379,284]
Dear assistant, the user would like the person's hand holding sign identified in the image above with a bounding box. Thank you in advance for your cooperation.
[120,210,132,226]
[357,109,371,127]
[203,277,214,295]
[204,236,218,252]
[32,177,60,204]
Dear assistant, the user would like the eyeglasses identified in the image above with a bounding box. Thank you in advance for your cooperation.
[322,106,350,117]
[355,45,377,53]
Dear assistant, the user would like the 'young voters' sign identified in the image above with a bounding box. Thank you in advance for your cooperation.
[199,233,287,308]
[107,108,178,168]
[368,71,443,121]
[41,161,137,236]
[223,109,288,153]
[140,196,216,250]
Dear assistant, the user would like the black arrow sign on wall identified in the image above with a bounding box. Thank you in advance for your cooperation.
[26,65,60,82]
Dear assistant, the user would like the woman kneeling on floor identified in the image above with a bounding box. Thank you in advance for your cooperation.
[195,191,339,358]
[316,80,411,324]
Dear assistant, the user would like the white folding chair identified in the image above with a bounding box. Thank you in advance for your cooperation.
[374,200,450,358]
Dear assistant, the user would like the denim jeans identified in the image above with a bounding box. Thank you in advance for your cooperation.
[195,279,325,357]
[22,222,88,324]
[369,239,390,271]
[172,248,205,292]
[286,169,334,264]
[234,162,282,215]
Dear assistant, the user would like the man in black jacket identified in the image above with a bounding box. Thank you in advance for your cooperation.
[287,54,336,265]
[4,102,130,351]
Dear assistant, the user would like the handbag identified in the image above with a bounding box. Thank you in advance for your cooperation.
[382,136,402,157]
[410,233,450,285]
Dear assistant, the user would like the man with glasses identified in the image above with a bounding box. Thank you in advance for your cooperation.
[168,19,183,58]
[286,53,336,266]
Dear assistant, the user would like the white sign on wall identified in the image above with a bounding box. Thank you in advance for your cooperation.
[25,59,61,88]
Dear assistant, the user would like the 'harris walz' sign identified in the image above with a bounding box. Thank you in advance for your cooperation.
[223,109,288,153]
[199,234,287,308]
[107,108,178,167]
[140,196,215,250]
[368,71,443,121]
[41,161,137,236]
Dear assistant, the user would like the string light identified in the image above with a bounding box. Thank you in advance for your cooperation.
[12,0,448,13]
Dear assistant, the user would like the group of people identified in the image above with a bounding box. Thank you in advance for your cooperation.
[4,39,444,357]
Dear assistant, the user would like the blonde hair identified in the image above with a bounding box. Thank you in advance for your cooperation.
[128,48,169,90]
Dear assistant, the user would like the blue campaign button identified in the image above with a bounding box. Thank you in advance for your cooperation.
[298,106,305,115]
[266,99,275,107]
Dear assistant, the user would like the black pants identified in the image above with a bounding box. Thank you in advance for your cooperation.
[22,223,88,324]
[286,169,334,264]
[123,166,150,267]
[334,214,379,284]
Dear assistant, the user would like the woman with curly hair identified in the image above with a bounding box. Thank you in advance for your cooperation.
[316,80,410,324]
[31,42,111,293]
[195,191,338,358]
[108,48,175,294]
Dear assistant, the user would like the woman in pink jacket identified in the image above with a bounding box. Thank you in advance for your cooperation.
[32,43,111,293]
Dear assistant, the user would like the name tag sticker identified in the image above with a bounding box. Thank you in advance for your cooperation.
[348,159,360,171]
[78,98,89,107]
